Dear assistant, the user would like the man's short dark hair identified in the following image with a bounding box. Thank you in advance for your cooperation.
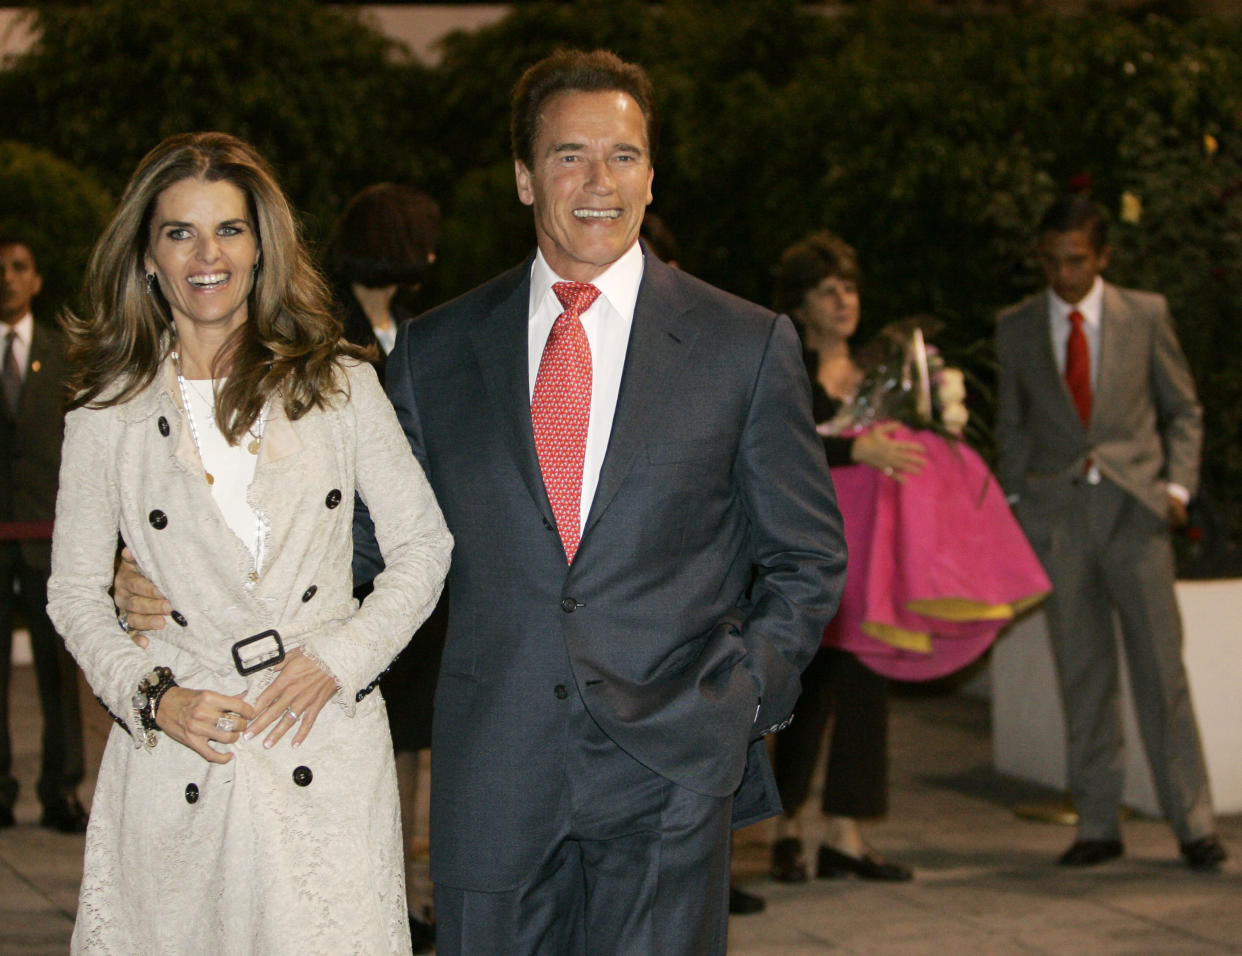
[775,231,859,315]
[0,234,37,267]
[1037,197,1109,251]
[510,48,657,170]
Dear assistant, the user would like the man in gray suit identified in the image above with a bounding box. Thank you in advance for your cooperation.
[118,50,845,953]
[996,197,1224,871]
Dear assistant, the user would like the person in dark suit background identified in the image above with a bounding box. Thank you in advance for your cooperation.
[325,182,444,952]
[996,197,1225,871]
[116,49,846,954]
[0,234,87,832]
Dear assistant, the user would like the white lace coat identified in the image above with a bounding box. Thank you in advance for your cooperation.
[48,357,452,955]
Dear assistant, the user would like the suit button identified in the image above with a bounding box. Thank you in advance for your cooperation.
[325,489,342,509]
[554,684,569,700]
[148,509,168,529]
[171,611,188,627]
[185,783,199,804]
[158,416,170,436]
[560,598,577,613]
[292,765,313,787]
[301,585,318,602]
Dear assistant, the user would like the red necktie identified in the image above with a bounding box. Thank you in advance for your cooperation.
[1065,309,1091,428]
[531,281,599,563]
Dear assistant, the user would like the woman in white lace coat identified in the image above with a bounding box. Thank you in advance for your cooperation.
[47,132,452,955]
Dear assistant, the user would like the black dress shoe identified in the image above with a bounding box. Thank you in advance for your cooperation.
[408,908,435,954]
[770,836,808,883]
[816,844,913,881]
[728,884,766,915]
[0,805,14,829]
[1058,839,1123,867]
[1180,835,1227,872]
[39,796,89,834]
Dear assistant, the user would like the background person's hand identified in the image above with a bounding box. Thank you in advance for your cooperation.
[851,422,928,482]
[114,547,172,646]
[155,686,255,764]
[245,649,339,750]
[1168,492,1189,529]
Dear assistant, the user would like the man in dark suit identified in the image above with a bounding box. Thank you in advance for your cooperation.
[996,197,1225,872]
[117,50,845,953]
[383,50,844,953]
[0,235,88,832]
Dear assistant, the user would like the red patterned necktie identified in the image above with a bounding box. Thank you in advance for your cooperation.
[531,281,600,563]
[1065,309,1091,428]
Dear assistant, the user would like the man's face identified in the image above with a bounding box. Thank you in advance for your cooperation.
[1037,228,1110,306]
[515,89,654,282]
[0,243,42,325]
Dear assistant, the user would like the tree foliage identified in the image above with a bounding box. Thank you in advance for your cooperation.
[3,0,1242,568]
[0,0,435,237]
[0,140,112,320]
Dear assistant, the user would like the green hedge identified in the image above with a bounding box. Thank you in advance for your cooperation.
[0,141,112,321]
[3,0,1240,570]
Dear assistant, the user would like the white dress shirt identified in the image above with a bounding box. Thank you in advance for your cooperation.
[527,241,644,533]
[3,311,34,382]
[1047,277,1103,388]
[1046,277,1187,504]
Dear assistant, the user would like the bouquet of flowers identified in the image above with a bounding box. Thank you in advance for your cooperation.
[820,316,968,438]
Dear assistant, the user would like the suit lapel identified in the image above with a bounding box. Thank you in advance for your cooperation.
[583,255,698,537]
[466,261,555,523]
[1093,282,1126,431]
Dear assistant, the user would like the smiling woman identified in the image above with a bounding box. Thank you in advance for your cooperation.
[145,177,260,376]
[47,132,452,954]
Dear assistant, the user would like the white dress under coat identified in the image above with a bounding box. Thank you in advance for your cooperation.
[47,355,453,955]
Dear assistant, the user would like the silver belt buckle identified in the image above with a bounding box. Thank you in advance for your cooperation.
[231,629,285,676]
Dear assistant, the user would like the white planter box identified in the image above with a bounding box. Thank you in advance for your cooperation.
[991,579,1242,815]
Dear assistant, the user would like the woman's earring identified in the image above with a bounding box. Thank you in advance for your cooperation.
[145,272,155,296]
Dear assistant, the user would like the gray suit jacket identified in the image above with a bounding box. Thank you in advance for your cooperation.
[357,249,846,891]
[995,281,1202,519]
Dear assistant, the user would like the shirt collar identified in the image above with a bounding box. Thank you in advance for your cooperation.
[1048,276,1104,329]
[530,241,645,322]
[3,312,34,346]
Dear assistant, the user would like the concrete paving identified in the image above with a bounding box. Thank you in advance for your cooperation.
[1,663,1239,954]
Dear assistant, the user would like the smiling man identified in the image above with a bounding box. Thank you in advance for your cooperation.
[371,50,844,954]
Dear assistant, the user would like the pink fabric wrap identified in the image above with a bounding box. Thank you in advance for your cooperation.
[826,424,1049,681]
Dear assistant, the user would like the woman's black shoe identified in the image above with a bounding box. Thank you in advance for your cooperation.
[816,844,913,881]
[728,884,766,915]
[770,836,809,883]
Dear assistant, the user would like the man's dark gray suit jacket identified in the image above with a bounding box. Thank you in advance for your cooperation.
[355,249,846,892]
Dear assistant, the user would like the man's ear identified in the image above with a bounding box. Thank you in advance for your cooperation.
[515,160,535,207]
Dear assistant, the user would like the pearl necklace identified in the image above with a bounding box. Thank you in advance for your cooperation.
[171,350,269,579]
[172,351,264,485]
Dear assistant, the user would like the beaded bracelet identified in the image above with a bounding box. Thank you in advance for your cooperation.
[132,666,177,748]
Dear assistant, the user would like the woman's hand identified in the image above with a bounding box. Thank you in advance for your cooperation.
[245,649,338,750]
[851,422,927,482]
[155,686,255,764]
[114,547,173,646]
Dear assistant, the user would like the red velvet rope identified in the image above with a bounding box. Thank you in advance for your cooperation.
[0,520,54,541]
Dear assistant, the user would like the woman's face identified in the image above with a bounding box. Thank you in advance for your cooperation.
[796,274,860,343]
[144,176,259,338]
